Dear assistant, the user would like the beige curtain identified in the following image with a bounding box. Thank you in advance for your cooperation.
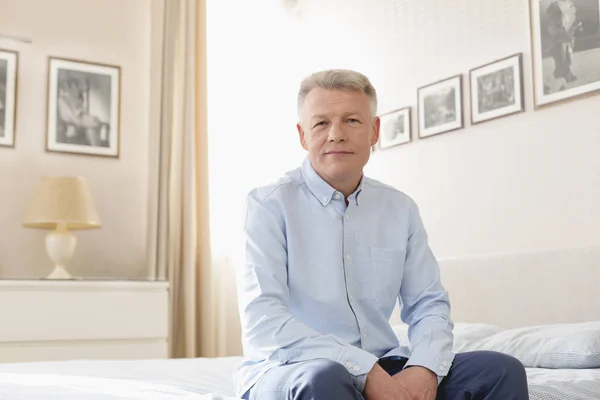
[149,0,217,358]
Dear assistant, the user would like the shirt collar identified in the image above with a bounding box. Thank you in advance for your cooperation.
[300,157,364,206]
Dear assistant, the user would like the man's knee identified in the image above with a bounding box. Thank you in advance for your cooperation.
[478,351,528,397]
[248,359,358,400]
[491,351,527,383]
[296,359,353,395]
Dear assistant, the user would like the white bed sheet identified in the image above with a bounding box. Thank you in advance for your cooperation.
[527,368,600,400]
[0,357,599,399]
[0,357,240,400]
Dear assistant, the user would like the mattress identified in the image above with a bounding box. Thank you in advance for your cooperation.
[0,357,598,399]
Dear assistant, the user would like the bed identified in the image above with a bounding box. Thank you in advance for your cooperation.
[433,246,600,400]
[0,246,598,399]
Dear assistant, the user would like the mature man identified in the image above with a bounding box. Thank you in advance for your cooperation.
[235,69,529,400]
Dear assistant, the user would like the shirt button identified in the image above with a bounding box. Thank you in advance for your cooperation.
[345,361,353,368]
[362,332,367,339]
[345,215,350,220]
[353,365,360,372]
[345,254,351,261]
[322,196,328,202]
[334,193,341,199]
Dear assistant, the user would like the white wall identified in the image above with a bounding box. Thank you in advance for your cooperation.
[0,0,153,278]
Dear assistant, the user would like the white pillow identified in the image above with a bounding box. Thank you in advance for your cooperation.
[460,322,600,369]
[391,323,504,352]
[451,323,505,352]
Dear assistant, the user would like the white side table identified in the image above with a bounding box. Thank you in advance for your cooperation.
[0,279,169,363]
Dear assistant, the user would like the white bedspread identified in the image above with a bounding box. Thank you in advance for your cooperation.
[0,357,240,400]
[0,357,599,399]
[527,368,600,400]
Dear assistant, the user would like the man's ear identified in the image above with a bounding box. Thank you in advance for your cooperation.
[297,122,308,151]
[370,116,380,146]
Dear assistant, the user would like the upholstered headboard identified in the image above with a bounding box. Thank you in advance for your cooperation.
[390,246,600,328]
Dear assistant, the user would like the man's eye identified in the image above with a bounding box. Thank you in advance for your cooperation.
[314,121,327,128]
[348,118,360,124]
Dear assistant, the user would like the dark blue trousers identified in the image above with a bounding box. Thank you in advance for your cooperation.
[243,350,529,399]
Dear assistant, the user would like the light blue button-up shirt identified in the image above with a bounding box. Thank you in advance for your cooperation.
[234,157,455,397]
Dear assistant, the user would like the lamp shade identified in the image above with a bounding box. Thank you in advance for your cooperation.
[23,176,101,230]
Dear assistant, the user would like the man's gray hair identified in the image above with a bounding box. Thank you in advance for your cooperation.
[297,69,378,121]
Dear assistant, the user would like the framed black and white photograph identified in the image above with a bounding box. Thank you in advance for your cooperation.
[470,53,525,124]
[0,49,18,148]
[378,107,411,149]
[418,75,463,139]
[530,0,600,108]
[46,56,121,157]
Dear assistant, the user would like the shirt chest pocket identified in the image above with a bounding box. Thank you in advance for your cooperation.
[367,247,406,305]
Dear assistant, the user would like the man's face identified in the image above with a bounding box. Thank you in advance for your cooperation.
[297,88,380,186]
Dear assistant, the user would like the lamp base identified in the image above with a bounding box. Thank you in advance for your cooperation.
[45,224,77,280]
[46,265,73,280]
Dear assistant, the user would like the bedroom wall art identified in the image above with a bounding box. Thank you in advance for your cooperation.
[0,48,18,148]
[417,75,464,139]
[378,107,412,150]
[529,0,600,108]
[46,56,121,157]
[470,53,525,124]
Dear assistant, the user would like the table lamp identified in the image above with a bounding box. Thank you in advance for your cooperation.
[23,176,101,279]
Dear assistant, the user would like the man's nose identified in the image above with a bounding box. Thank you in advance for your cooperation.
[327,122,346,142]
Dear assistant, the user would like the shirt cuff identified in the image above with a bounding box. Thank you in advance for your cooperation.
[404,364,445,386]
[404,350,455,381]
[338,346,379,377]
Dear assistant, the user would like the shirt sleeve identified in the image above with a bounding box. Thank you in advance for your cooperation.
[236,191,379,377]
[400,199,455,380]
